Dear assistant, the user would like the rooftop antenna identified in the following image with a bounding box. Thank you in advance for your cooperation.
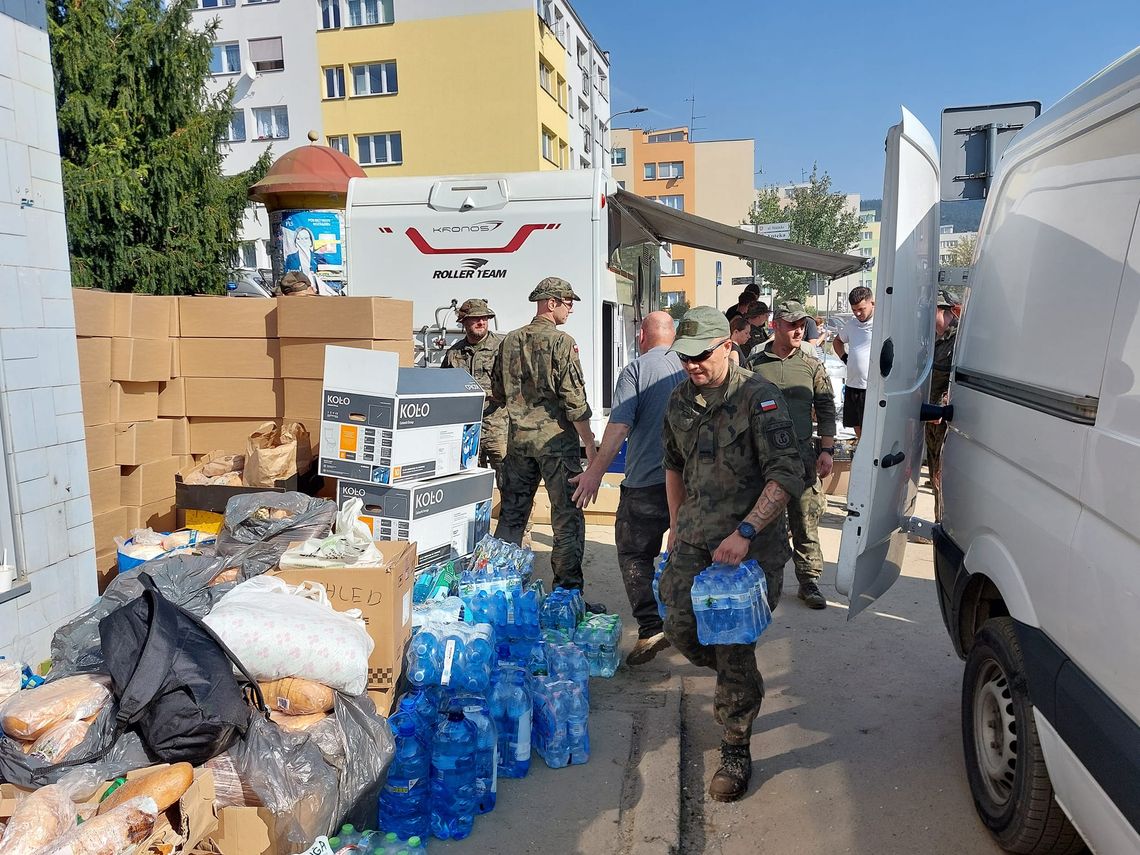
[684,91,706,141]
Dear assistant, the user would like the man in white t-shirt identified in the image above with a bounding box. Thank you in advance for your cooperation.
[832,286,875,438]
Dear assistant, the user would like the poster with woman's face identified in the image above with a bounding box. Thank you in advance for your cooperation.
[271,209,346,295]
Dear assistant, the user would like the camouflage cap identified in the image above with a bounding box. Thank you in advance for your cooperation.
[745,301,771,319]
[528,276,581,302]
[773,300,810,322]
[670,306,731,357]
[456,298,495,320]
[937,289,961,309]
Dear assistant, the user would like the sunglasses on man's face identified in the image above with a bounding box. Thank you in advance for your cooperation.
[678,339,728,364]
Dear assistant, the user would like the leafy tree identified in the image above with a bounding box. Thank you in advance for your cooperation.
[946,234,977,267]
[49,0,269,294]
[748,165,862,305]
[665,299,690,320]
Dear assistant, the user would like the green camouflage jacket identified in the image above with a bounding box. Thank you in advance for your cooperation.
[443,331,507,427]
[491,316,591,456]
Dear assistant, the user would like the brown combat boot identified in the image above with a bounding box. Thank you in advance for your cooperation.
[708,742,752,802]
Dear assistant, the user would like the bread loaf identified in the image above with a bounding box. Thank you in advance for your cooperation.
[269,710,329,731]
[45,796,158,855]
[0,783,76,855]
[0,674,111,740]
[259,677,335,716]
[203,753,263,809]
[96,762,193,815]
[27,718,90,762]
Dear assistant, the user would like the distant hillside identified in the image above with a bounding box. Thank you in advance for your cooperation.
[859,197,983,233]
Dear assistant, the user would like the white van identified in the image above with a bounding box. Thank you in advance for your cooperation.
[839,49,1140,854]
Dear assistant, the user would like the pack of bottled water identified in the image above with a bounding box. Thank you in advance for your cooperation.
[462,534,535,596]
[538,586,585,634]
[429,704,479,839]
[489,662,532,779]
[464,582,543,642]
[412,559,460,604]
[573,613,623,678]
[411,596,465,631]
[378,697,431,842]
[406,621,496,692]
[529,673,589,769]
[653,552,669,619]
[690,559,772,645]
[544,640,591,702]
[331,825,428,853]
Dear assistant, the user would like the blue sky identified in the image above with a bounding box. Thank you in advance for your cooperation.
[572,1,1140,197]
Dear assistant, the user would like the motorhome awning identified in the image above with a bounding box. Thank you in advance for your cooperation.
[610,189,868,280]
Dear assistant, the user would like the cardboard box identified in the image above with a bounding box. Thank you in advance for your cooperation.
[93,504,140,553]
[186,417,270,455]
[96,547,118,593]
[138,496,178,531]
[111,337,172,382]
[89,464,121,515]
[184,378,284,418]
[280,338,414,378]
[319,348,484,485]
[274,539,416,690]
[175,451,311,514]
[113,294,172,340]
[84,422,115,470]
[120,456,186,506]
[367,687,395,718]
[177,338,281,379]
[283,378,323,425]
[167,415,190,454]
[179,295,278,338]
[158,377,186,417]
[81,380,112,426]
[277,296,413,340]
[114,418,174,465]
[342,468,495,568]
[823,458,852,496]
[76,336,111,381]
[110,381,160,423]
[72,288,115,336]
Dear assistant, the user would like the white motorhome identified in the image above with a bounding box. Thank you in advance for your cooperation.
[841,48,1140,854]
[344,169,865,440]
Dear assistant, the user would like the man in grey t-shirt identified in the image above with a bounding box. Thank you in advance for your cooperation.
[571,311,685,664]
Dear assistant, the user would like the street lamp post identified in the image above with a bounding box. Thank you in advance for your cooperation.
[599,106,648,167]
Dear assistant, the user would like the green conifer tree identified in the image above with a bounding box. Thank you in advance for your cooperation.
[49,0,270,294]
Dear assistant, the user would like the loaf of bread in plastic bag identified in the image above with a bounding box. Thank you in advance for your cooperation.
[0,783,77,855]
[258,677,335,716]
[202,753,263,808]
[96,762,193,815]
[268,710,329,731]
[0,674,111,740]
[39,796,158,855]
[27,718,90,762]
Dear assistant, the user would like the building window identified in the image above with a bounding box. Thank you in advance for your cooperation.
[357,132,402,166]
[568,86,574,118]
[663,259,685,276]
[862,247,873,256]
[644,163,656,180]
[199,0,235,7]
[324,67,345,99]
[352,61,398,96]
[648,130,685,143]
[252,106,289,140]
[539,59,553,95]
[657,161,684,179]
[612,147,626,166]
[319,0,340,28]
[862,230,872,240]
[249,37,284,72]
[239,241,258,269]
[656,195,684,211]
[209,42,241,75]
[327,135,349,154]
[557,74,567,110]
[541,127,556,163]
[223,109,246,142]
[616,180,626,189]
[559,140,568,169]
[662,291,686,307]
[346,0,392,27]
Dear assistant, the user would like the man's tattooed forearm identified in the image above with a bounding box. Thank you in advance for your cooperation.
[744,481,792,531]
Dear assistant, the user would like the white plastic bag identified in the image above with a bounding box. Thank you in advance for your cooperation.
[203,575,374,695]
[278,498,383,569]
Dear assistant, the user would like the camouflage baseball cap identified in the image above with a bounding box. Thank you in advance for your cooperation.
[528,276,581,302]
[670,306,731,357]
[937,289,961,308]
[456,298,495,320]
[773,300,810,322]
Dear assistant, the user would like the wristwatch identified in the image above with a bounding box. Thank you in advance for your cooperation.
[736,521,758,540]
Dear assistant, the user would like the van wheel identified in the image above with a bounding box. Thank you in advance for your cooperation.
[962,618,1086,854]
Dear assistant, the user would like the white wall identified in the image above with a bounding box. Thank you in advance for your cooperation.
[0,0,97,664]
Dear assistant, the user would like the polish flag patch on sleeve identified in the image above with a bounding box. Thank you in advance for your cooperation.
[760,400,778,412]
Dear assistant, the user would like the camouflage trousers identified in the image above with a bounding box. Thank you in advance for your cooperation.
[479,420,508,486]
[787,477,825,585]
[925,421,948,521]
[495,451,585,590]
[660,540,785,746]
[615,483,670,638]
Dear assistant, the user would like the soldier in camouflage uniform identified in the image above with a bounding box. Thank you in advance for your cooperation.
[661,306,806,802]
[925,290,959,521]
[442,298,508,483]
[746,301,837,610]
[491,277,598,597]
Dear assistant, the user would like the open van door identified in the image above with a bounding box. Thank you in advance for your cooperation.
[836,108,940,618]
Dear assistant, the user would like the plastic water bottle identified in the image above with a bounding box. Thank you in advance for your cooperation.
[456,694,498,814]
[653,552,668,619]
[430,707,477,840]
[407,632,442,686]
[378,701,430,840]
[489,664,532,778]
[565,683,589,765]
[547,641,590,702]
[338,824,360,847]
[531,675,572,769]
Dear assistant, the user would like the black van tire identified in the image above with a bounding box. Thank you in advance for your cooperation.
[961,618,1086,854]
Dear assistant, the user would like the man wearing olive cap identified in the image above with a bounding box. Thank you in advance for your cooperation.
[442,299,508,482]
[660,305,804,802]
[492,277,599,604]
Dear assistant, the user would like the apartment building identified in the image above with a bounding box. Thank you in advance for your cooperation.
[939,224,978,265]
[822,203,880,311]
[612,127,755,308]
[316,0,610,176]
